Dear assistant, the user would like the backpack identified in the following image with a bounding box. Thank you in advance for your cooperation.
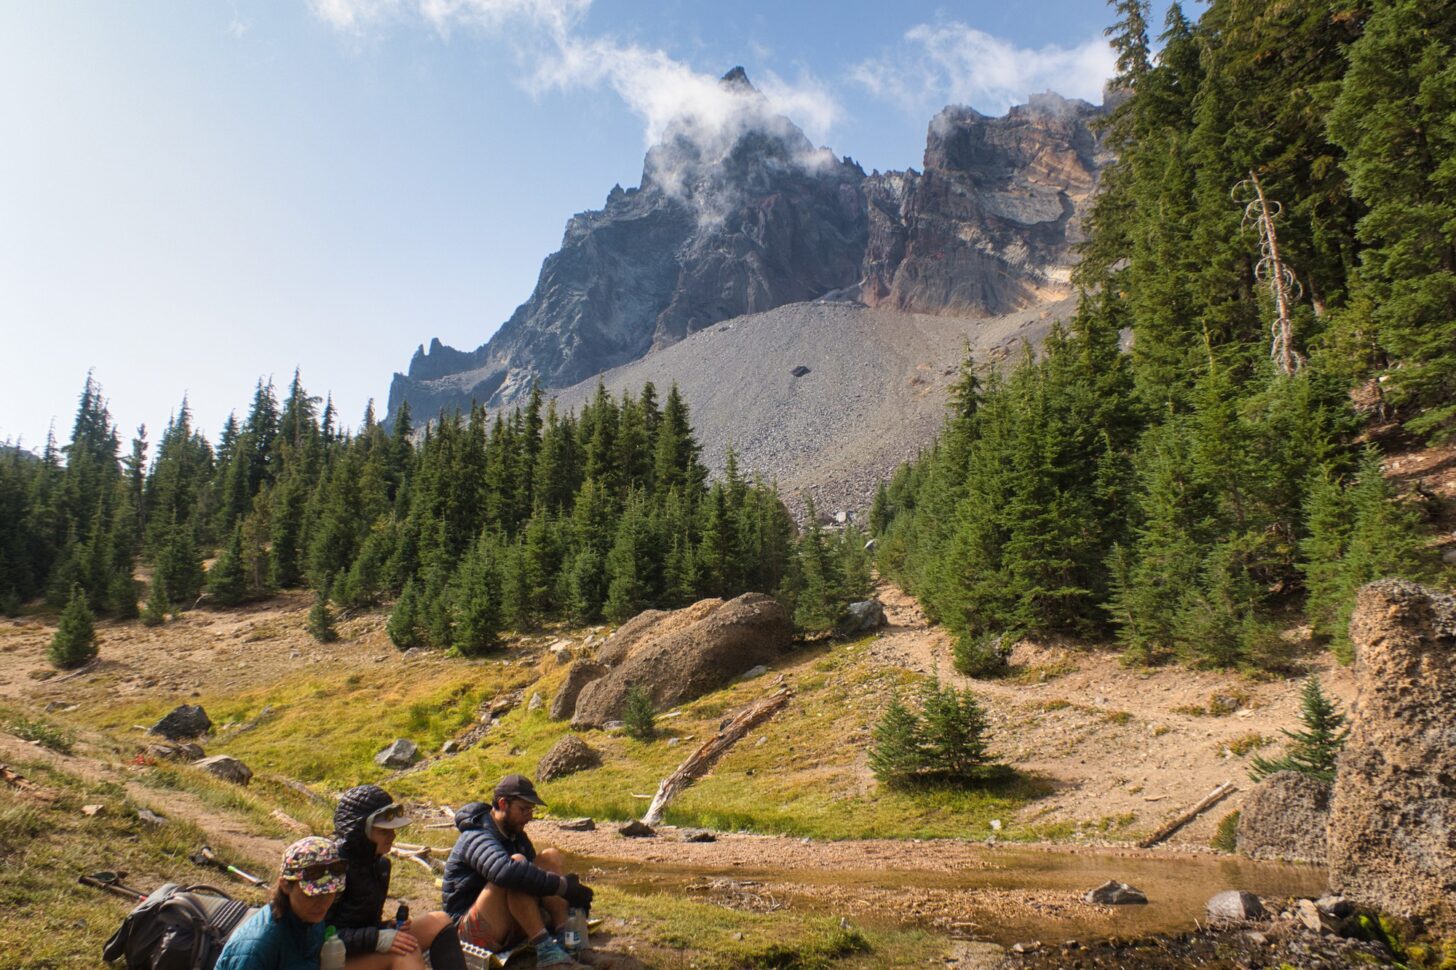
[102,883,256,970]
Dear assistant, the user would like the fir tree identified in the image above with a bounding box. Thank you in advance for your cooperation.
[450,534,502,656]
[868,689,923,788]
[1249,675,1349,783]
[141,574,168,627]
[207,524,249,606]
[918,676,993,783]
[49,585,97,669]
[387,578,422,650]
[306,586,338,643]
[622,683,656,741]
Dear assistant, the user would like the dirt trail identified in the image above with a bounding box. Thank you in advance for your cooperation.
[865,581,1356,844]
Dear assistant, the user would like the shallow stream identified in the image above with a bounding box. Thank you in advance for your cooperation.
[581,844,1326,946]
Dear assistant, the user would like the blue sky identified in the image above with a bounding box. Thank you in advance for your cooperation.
[0,0,1169,450]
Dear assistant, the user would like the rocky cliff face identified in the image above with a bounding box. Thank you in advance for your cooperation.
[1330,579,1456,934]
[860,93,1106,316]
[386,77,1104,423]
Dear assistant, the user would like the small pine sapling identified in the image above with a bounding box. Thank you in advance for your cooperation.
[306,587,338,643]
[141,575,168,627]
[623,683,656,741]
[1249,675,1349,783]
[49,585,98,669]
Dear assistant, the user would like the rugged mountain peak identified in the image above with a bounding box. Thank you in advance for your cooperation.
[719,65,754,92]
[860,94,1106,317]
[386,88,1108,425]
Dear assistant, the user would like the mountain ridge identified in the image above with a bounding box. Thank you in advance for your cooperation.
[386,71,1106,425]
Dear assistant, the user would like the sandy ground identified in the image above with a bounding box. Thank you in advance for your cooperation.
[865,582,1357,846]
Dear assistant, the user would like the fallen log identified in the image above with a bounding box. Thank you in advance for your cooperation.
[1138,781,1237,848]
[391,846,443,874]
[1,763,58,802]
[642,687,791,827]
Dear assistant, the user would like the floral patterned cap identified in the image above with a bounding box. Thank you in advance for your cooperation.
[280,836,346,896]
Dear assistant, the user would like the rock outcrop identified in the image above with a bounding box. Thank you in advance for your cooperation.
[550,660,608,721]
[537,735,601,782]
[192,754,252,786]
[1236,771,1330,864]
[149,704,212,740]
[860,94,1105,317]
[570,593,792,728]
[386,77,1105,426]
[1329,580,1456,934]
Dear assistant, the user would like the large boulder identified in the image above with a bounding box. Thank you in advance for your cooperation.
[537,735,602,782]
[1329,580,1456,934]
[595,600,723,667]
[572,594,792,728]
[192,755,252,786]
[550,660,608,721]
[1236,770,1330,864]
[843,599,886,633]
[149,704,212,740]
[374,739,420,769]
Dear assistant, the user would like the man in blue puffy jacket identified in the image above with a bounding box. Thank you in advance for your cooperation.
[441,774,594,967]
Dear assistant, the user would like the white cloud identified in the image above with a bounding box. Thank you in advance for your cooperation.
[853,22,1114,115]
[308,0,843,215]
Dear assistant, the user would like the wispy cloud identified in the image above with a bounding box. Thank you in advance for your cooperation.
[852,22,1114,115]
[307,0,840,149]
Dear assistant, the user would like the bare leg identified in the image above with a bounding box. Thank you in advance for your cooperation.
[408,911,453,949]
[343,953,425,970]
[534,848,567,931]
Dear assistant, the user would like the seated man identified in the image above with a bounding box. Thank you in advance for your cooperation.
[442,774,595,968]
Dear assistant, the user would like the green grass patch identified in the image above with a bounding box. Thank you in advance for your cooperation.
[6,714,75,754]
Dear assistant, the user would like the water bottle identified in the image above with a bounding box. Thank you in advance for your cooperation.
[320,927,346,970]
[562,907,588,955]
[395,903,409,929]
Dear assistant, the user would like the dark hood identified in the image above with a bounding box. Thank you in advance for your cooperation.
[454,801,492,833]
[334,784,395,853]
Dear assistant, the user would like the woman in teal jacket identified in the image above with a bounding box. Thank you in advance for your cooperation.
[214,836,346,970]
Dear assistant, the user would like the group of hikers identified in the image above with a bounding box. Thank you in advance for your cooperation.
[213,773,596,970]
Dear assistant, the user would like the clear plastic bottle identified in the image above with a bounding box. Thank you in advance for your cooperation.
[561,908,589,955]
[320,926,346,970]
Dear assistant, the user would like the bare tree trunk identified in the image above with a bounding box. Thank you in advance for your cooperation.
[642,688,792,826]
[1138,781,1237,848]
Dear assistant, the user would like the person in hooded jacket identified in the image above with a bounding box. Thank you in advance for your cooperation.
[441,775,594,968]
[328,784,466,970]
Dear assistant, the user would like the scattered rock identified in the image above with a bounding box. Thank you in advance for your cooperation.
[136,808,167,826]
[1205,890,1266,923]
[1084,880,1147,905]
[550,661,607,721]
[1331,580,1456,934]
[401,648,428,660]
[81,804,105,817]
[374,739,420,769]
[682,829,716,843]
[790,365,811,377]
[573,594,792,728]
[1236,770,1330,864]
[736,664,769,681]
[1295,898,1338,934]
[148,704,212,740]
[270,809,310,834]
[44,701,77,714]
[558,817,596,832]
[441,739,460,755]
[192,754,253,786]
[528,692,543,712]
[843,599,886,633]
[1315,895,1354,920]
[144,741,205,762]
[619,820,655,838]
[537,735,602,782]
[487,691,523,719]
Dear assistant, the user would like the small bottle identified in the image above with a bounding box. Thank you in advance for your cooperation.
[562,907,588,955]
[320,927,346,970]
[394,903,409,929]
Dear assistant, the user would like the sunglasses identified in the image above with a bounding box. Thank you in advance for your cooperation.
[285,860,347,882]
[367,803,406,825]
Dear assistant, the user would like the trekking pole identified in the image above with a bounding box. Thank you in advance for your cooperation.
[78,872,147,902]
[192,846,266,886]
